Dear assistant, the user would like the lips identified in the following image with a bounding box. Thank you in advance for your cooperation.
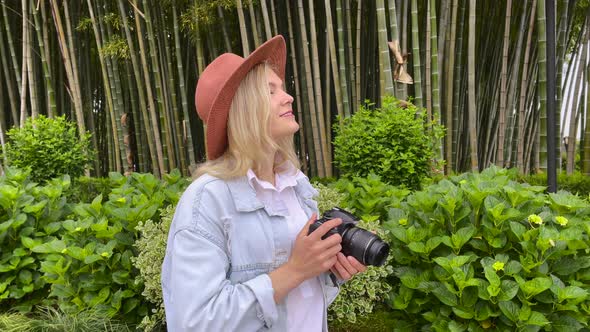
[279,110,294,117]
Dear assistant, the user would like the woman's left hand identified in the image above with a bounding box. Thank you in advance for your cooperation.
[330,253,367,281]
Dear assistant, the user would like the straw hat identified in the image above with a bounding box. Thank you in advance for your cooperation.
[195,35,287,160]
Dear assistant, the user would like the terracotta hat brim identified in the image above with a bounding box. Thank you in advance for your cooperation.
[197,35,287,160]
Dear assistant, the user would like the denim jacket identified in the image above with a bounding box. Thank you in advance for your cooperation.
[161,173,340,332]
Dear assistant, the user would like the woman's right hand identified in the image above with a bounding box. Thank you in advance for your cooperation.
[268,213,342,303]
[287,213,343,281]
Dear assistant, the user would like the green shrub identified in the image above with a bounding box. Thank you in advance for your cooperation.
[332,173,410,222]
[1,115,94,183]
[312,182,394,324]
[66,176,114,204]
[384,166,590,330]
[35,170,189,324]
[333,97,444,190]
[521,170,590,197]
[0,167,72,312]
[133,205,175,331]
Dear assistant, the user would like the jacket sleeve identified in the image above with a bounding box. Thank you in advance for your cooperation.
[161,184,279,331]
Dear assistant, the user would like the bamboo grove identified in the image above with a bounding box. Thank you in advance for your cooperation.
[0,0,589,179]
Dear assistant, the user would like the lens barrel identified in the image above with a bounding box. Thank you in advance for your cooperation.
[342,227,390,267]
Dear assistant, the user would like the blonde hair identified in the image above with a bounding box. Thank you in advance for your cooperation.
[193,63,300,180]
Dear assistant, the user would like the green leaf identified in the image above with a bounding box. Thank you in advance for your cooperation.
[11,214,27,229]
[406,226,428,242]
[498,300,520,322]
[31,239,66,253]
[22,200,47,215]
[557,286,587,303]
[91,194,103,212]
[89,286,110,306]
[519,304,532,321]
[447,320,466,332]
[426,236,443,252]
[526,311,550,326]
[429,282,458,306]
[408,242,427,253]
[65,246,87,261]
[483,266,500,288]
[521,277,552,298]
[552,257,584,276]
[0,219,14,233]
[504,261,522,276]
[452,306,474,319]
[84,255,102,264]
[18,270,32,285]
[551,315,584,332]
[509,221,526,240]
[43,222,61,235]
[50,284,76,298]
[474,302,493,321]
[112,271,129,285]
[20,236,41,249]
[122,298,140,314]
[497,280,519,301]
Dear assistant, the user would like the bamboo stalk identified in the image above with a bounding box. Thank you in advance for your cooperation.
[134,0,166,174]
[376,0,394,97]
[297,0,324,177]
[307,0,331,176]
[260,0,272,39]
[497,0,512,167]
[336,0,350,117]
[325,0,345,120]
[536,0,548,171]
[31,0,56,117]
[410,0,422,108]
[173,0,195,173]
[444,0,458,174]
[117,0,161,176]
[286,1,307,174]
[236,0,250,55]
[143,0,173,172]
[20,0,29,125]
[467,0,478,171]
[247,0,261,47]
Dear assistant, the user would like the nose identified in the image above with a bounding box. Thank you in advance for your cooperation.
[283,92,294,104]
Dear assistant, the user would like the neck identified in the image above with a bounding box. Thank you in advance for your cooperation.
[256,152,277,186]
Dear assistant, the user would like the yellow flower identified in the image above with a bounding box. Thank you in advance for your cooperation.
[101,252,109,257]
[492,261,505,271]
[528,214,543,225]
[399,218,408,226]
[555,216,568,226]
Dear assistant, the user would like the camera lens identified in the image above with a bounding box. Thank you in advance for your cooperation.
[342,228,390,267]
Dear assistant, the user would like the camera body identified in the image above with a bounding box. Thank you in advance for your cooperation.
[308,207,390,267]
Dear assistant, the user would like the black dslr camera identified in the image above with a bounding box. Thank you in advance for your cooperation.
[308,207,390,267]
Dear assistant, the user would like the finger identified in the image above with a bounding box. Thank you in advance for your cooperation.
[319,243,342,260]
[299,213,317,238]
[347,256,368,272]
[308,218,342,240]
[330,267,343,281]
[333,260,352,281]
[338,253,358,276]
[318,233,342,249]
[322,256,338,271]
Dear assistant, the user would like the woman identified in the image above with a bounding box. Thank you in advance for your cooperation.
[161,35,366,332]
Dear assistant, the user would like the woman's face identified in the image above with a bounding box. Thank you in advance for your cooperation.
[267,69,298,140]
